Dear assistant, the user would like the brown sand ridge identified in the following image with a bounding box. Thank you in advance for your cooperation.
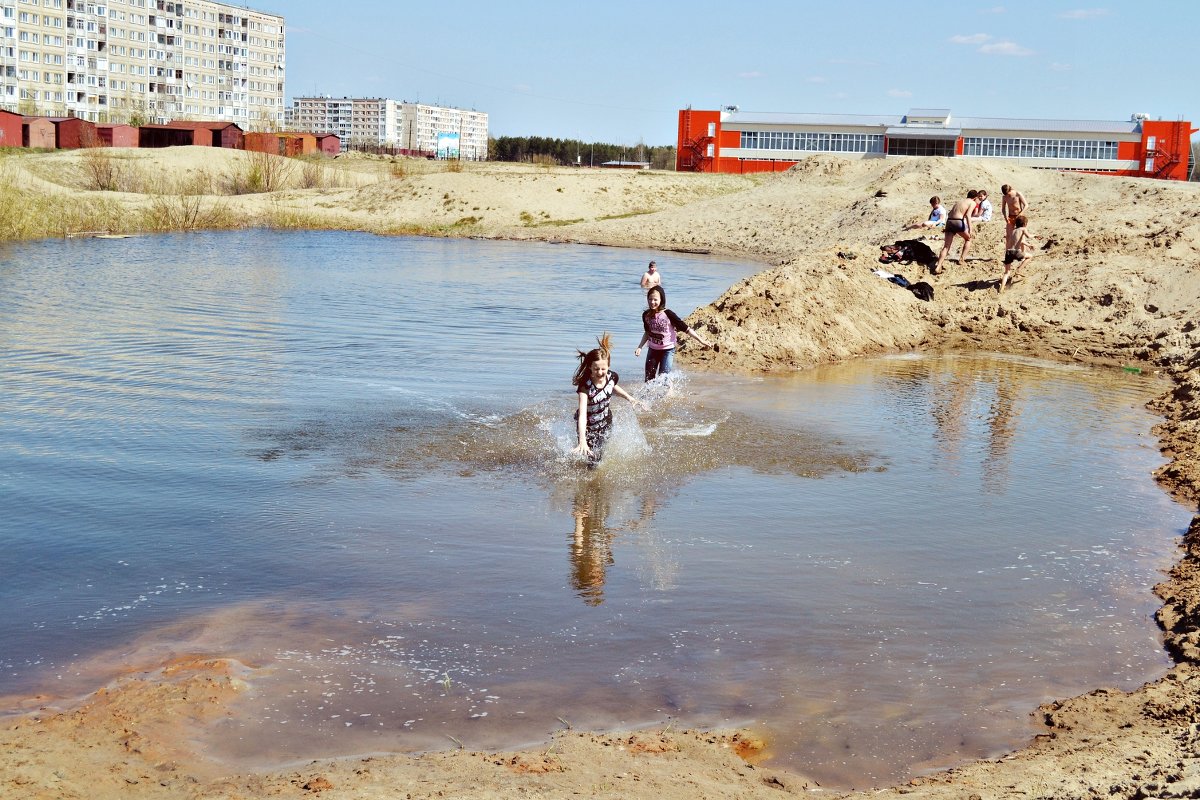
[2,149,1200,799]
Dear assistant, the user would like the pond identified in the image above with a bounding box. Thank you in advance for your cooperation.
[0,230,1189,787]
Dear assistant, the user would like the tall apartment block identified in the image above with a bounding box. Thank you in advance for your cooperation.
[289,95,489,159]
[0,0,285,128]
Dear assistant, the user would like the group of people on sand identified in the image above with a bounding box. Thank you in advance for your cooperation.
[571,260,713,467]
[925,184,1036,292]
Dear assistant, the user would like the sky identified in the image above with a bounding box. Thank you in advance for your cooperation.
[273,0,1199,146]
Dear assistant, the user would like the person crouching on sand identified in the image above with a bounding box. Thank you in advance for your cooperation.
[572,333,641,467]
[634,286,712,383]
[999,214,1036,293]
[934,190,978,275]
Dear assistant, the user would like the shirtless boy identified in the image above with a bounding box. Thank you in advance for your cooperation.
[640,261,662,289]
[933,190,978,275]
[1001,184,1028,262]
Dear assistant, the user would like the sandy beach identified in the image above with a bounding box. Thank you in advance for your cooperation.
[2,146,1199,799]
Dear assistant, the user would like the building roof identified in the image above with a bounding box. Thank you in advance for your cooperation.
[724,111,901,127]
[951,116,1140,134]
[722,109,1144,136]
[143,121,244,131]
[885,126,961,139]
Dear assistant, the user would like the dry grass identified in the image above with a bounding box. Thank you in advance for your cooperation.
[0,162,129,238]
[222,149,295,194]
[140,176,236,231]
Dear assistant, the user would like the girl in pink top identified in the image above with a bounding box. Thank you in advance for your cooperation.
[633,286,712,383]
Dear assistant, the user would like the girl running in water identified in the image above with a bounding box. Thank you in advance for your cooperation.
[634,286,712,383]
[572,332,641,467]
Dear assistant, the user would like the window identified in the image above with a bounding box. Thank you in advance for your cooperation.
[738,129,884,154]
[962,136,1118,160]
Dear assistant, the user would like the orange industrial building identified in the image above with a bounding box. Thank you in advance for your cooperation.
[678,107,1195,181]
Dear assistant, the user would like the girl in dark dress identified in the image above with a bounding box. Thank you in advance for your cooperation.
[571,332,640,466]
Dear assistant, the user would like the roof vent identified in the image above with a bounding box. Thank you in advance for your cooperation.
[1131,112,1149,122]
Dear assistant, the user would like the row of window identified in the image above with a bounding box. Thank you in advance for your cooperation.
[739,130,885,153]
[961,137,1119,160]
[734,130,1125,162]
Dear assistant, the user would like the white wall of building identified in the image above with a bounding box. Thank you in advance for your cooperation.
[0,0,285,126]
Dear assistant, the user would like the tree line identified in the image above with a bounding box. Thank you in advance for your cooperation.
[489,136,677,170]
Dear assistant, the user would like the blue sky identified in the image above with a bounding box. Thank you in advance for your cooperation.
[276,1,1198,146]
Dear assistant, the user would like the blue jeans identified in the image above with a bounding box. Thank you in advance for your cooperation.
[644,347,675,382]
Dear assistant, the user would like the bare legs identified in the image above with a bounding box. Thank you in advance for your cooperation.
[934,234,971,275]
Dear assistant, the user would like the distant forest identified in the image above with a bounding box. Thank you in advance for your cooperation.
[489,136,677,170]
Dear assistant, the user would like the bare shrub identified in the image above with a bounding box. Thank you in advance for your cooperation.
[223,149,294,194]
[445,158,465,174]
[298,158,334,189]
[81,147,122,191]
[142,173,232,231]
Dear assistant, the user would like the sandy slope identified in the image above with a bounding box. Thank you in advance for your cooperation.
[2,148,1200,799]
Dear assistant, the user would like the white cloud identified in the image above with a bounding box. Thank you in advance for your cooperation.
[738,71,764,79]
[950,33,991,45]
[979,40,1034,56]
[1050,62,1072,71]
[888,89,913,98]
[1059,8,1110,19]
[806,76,828,84]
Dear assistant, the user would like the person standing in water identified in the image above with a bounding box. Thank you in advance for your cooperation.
[634,285,712,383]
[640,260,662,289]
[572,332,641,467]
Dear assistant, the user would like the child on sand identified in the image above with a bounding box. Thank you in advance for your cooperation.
[572,332,641,467]
[907,196,946,230]
[999,214,1036,293]
[634,286,712,383]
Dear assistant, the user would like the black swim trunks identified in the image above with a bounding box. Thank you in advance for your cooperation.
[946,218,967,234]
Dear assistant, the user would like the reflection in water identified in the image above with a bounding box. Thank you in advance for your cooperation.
[253,391,875,608]
[983,371,1020,491]
[570,476,617,605]
[907,359,1022,491]
[930,369,971,469]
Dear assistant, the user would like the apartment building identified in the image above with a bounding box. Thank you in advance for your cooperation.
[399,102,488,160]
[288,95,488,159]
[0,0,285,128]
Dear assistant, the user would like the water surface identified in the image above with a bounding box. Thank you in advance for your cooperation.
[0,231,1188,788]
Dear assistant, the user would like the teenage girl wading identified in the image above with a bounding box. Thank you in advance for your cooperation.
[634,286,712,383]
[572,333,642,467]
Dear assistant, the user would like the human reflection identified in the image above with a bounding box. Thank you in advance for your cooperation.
[569,476,617,606]
[982,369,1020,492]
[929,370,972,466]
[927,361,1024,493]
